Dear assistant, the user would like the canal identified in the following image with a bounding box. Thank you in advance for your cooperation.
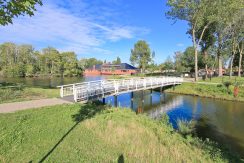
[1,76,244,156]
[104,90,244,157]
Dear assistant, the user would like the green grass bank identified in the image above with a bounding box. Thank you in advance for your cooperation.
[199,76,244,84]
[166,82,244,102]
[0,83,59,104]
[0,103,241,162]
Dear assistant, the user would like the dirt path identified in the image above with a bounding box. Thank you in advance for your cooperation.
[0,98,73,113]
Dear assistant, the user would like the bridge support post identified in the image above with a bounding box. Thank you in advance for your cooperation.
[141,90,144,109]
[160,87,163,103]
[102,98,105,105]
[114,95,118,107]
[130,92,134,109]
[150,89,153,106]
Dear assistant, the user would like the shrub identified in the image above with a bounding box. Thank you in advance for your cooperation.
[177,119,196,137]
[160,113,170,126]
[223,81,232,89]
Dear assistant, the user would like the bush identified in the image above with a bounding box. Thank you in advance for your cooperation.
[160,113,170,126]
[223,81,232,89]
[177,119,196,136]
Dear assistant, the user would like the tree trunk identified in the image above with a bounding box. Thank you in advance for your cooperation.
[203,50,208,79]
[238,53,243,77]
[194,47,198,81]
[218,55,223,76]
[217,33,223,76]
[238,42,243,77]
[229,53,235,78]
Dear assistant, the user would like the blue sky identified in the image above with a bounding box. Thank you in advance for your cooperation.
[0,0,192,64]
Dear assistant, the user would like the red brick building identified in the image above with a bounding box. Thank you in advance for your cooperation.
[84,63,138,75]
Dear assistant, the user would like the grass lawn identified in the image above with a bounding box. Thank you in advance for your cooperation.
[199,76,244,84]
[0,86,59,104]
[0,103,240,162]
[166,82,244,102]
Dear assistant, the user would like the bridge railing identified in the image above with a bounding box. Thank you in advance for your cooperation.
[58,76,183,102]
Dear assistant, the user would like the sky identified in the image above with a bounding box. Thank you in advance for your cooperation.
[0,0,192,64]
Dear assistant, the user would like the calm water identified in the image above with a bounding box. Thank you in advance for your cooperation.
[0,76,105,88]
[104,90,244,157]
[0,76,244,156]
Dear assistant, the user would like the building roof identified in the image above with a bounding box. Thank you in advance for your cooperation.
[120,63,137,70]
[87,63,138,70]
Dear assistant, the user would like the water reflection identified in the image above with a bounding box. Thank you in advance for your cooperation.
[0,76,105,88]
[1,76,244,156]
[104,91,244,157]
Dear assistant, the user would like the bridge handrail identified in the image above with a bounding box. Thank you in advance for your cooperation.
[58,76,183,100]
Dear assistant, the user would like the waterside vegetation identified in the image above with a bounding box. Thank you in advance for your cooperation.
[0,103,241,162]
[0,82,59,104]
[166,82,244,102]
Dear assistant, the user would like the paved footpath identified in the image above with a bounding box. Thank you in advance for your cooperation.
[0,98,73,113]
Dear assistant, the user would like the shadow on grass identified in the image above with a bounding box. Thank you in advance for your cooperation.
[38,101,106,162]
[117,154,124,163]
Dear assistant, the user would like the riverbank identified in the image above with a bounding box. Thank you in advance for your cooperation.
[0,85,59,104]
[166,82,244,102]
[0,103,241,162]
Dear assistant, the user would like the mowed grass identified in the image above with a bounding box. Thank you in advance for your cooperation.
[199,76,244,84]
[0,87,59,104]
[167,82,244,102]
[0,103,240,162]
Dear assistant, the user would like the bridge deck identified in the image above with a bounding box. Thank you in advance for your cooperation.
[58,76,183,102]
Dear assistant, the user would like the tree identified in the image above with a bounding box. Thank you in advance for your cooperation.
[237,40,244,77]
[174,51,185,73]
[197,22,216,78]
[130,40,153,73]
[0,0,42,25]
[166,0,243,80]
[0,42,82,77]
[80,58,103,69]
[167,0,219,81]
[163,56,174,71]
[62,52,81,77]
[182,47,198,73]
[112,56,121,64]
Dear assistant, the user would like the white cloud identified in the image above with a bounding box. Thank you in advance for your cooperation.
[176,43,184,47]
[0,0,149,56]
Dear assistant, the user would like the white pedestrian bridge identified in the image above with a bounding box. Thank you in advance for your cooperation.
[58,76,183,102]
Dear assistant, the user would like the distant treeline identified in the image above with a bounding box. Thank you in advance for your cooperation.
[0,42,122,77]
[0,42,82,77]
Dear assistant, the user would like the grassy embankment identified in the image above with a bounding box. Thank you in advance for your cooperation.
[199,76,244,84]
[167,77,244,102]
[0,103,241,162]
[0,83,59,104]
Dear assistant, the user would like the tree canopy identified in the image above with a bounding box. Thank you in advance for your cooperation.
[112,56,121,64]
[0,42,82,77]
[0,0,42,25]
[79,58,103,69]
[166,0,244,80]
[130,40,153,73]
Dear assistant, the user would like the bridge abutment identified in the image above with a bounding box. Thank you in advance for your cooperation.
[114,95,118,107]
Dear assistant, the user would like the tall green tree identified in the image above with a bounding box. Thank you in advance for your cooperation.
[167,0,219,81]
[197,22,216,78]
[166,0,243,80]
[80,58,103,69]
[174,51,185,73]
[162,56,174,73]
[0,42,82,77]
[226,11,244,77]
[0,0,42,25]
[112,56,121,64]
[130,40,153,73]
[62,52,81,77]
